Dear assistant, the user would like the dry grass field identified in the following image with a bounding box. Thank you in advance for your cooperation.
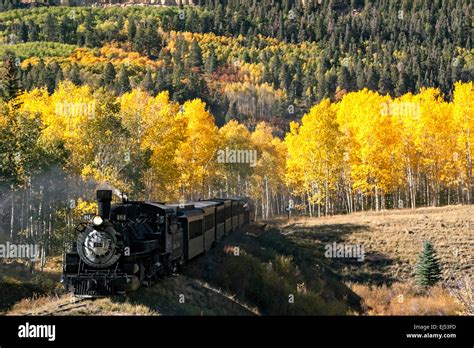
[277,205,473,315]
[279,205,473,282]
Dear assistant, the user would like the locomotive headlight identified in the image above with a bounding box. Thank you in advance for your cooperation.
[92,215,104,226]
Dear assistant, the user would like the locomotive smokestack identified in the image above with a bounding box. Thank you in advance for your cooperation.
[97,190,112,220]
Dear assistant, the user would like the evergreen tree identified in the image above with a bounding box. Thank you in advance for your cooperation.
[378,70,393,96]
[43,12,57,42]
[141,70,154,94]
[154,68,167,93]
[366,66,379,91]
[84,13,98,48]
[18,21,28,42]
[69,64,81,86]
[190,40,203,68]
[206,46,217,73]
[337,66,350,91]
[116,65,131,94]
[44,64,57,93]
[144,19,161,57]
[279,63,291,91]
[133,25,146,54]
[128,18,136,42]
[103,62,116,87]
[395,71,410,96]
[0,51,19,101]
[355,61,365,90]
[316,68,327,100]
[416,241,442,287]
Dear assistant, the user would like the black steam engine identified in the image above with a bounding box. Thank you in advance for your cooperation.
[62,190,255,297]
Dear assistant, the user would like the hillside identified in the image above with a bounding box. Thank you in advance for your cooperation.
[280,205,473,283]
[2,223,363,316]
[277,205,473,315]
[1,205,471,316]
[0,1,471,126]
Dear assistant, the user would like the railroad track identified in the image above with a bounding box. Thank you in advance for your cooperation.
[20,297,91,316]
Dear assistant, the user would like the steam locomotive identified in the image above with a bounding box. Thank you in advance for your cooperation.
[62,190,255,297]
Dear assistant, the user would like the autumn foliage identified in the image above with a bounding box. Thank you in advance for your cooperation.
[1,81,473,217]
[286,83,474,215]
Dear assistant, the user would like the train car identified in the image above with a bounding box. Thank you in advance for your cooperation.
[168,204,205,261]
[191,201,217,251]
[243,198,255,224]
[229,198,240,232]
[214,201,226,240]
[228,198,246,230]
[194,200,225,241]
[212,198,232,235]
[238,200,245,228]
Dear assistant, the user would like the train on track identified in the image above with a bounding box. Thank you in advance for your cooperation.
[62,190,255,297]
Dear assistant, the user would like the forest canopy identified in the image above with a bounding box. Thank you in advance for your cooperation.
[0,0,471,128]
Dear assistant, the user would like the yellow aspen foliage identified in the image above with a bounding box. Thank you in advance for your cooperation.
[285,99,342,215]
[16,82,96,174]
[217,120,253,193]
[336,89,400,210]
[250,122,286,219]
[175,98,219,199]
[122,90,185,201]
[72,198,98,220]
[453,82,474,200]
[411,88,456,203]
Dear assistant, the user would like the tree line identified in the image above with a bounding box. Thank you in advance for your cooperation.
[0,80,472,262]
[0,1,471,128]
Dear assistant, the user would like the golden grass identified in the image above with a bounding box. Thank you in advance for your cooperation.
[349,282,465,315]
[279,205,473,283]
[8,293,156,316]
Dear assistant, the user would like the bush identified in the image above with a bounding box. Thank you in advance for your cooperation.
[350,282,464,315]
[213,252,350,315]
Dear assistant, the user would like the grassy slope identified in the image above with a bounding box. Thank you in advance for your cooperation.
[278,205,473,315]
[281,205,473,284]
